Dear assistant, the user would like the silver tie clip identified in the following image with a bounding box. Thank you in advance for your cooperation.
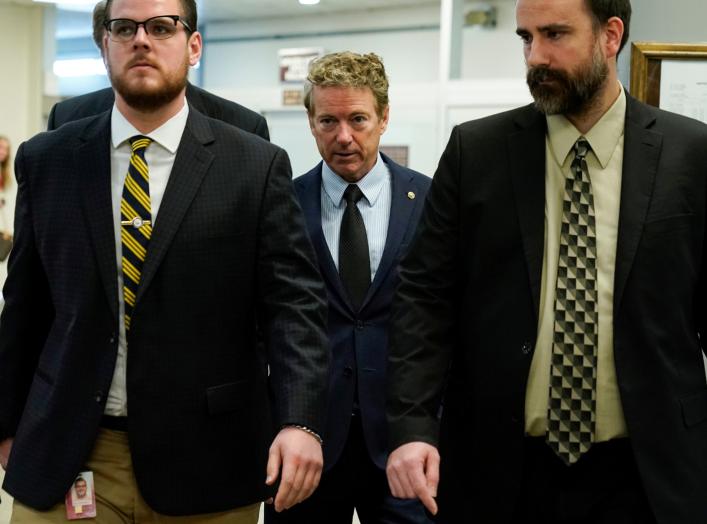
[121,217,151,229]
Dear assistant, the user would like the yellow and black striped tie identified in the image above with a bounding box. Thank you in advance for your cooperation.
[120,135,153,331]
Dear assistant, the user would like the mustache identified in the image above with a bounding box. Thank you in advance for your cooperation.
[526,65,569,87]
[127,56,157,68]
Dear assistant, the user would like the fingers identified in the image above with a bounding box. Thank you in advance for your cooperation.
[268,427,323,512]
[386,442,439,515]
[265,442,282,486]
[300,462,321,501]
[274,454,305,511]
[408,465,438,515]
[425,450,440,498]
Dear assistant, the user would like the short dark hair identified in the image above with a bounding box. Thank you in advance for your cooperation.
[92,1,107,52]
[585,0,632,53]
[104,0,198,33]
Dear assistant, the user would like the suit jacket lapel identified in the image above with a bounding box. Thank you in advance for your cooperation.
[614,95,661,313]
[509,106,547,319]
[135,110,215,304]
[77,112,118,318]
[362,156,416,308]
[299,164,350,306]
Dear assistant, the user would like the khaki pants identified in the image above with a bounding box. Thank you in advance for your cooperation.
[11,429,260,524]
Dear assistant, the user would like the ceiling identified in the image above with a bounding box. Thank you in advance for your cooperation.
[10,0,442,21]
[40,0,444,38]
[204,0,440,22]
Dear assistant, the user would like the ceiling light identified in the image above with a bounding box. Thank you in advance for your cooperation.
[299,0,320,5]
[33,0,97,12]
[33,0,96,4]
[53,58,106,78]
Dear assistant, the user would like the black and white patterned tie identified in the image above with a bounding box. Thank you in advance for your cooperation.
[339,184,370,310]
[547,138,598,465]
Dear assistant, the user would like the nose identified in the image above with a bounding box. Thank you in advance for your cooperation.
[132,24,151,48]
[336,124,353,145]
[526,39,549,68]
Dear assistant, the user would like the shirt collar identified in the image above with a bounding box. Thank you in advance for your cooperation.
[322,153,387,208]
[546,83,626,169]
[111,98,189,154]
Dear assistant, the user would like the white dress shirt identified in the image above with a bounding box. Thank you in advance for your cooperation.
[105,101,189,416]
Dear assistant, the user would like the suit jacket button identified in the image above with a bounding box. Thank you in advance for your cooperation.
[95,391,104,403]
[109,334,116,344]
[355,320,364,330]
[343,366,353,378]
[521,341,532,355]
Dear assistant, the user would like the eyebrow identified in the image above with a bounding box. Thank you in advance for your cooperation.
[516,23,573,36]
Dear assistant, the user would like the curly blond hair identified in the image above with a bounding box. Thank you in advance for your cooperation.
[304,52,389,117]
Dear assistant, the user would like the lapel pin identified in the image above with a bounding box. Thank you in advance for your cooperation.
[407,191,415,200]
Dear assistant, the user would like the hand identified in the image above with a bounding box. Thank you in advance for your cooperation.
[0,438,13,470]
[386,441,440,515]
[265,426,323,512]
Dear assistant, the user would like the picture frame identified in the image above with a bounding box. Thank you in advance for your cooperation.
[630,41,707,107]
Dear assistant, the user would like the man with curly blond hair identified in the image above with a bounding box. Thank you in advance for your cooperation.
[266,51,432,524]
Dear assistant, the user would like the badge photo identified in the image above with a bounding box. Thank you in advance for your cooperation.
[65,471,97,520]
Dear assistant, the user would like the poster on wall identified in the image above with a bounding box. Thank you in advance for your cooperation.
[279,48,324,83]
[659,59,707,124]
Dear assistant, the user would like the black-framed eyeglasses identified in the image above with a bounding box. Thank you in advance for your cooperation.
[104,15,193,42]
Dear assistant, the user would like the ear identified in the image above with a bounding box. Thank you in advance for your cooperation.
[102,33,109,64]
[379,105,390,134]
[603,16,624,60]
[308,112,316,135]
[188,31,203,66]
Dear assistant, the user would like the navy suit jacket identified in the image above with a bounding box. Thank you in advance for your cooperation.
[47,83,270,141]
[0,107,327,514]
[296,154,430,470]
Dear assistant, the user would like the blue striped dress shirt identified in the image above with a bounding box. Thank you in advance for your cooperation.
[321,153,391,282]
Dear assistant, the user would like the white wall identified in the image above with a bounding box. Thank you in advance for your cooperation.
[0,2,44,286]
[200,1,528,178]
[621,0,707,88]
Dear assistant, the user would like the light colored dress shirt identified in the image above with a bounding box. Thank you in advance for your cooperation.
[321,153,391,282]
[105,101,189,416]
[525,86,628,441]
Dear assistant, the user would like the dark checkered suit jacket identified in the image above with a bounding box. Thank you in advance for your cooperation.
[0,106,328,515]
[47,83,270,141]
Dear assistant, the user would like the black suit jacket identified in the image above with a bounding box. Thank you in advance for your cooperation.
[296,155,430,471]
[388,94,707,524]
[47,83,270,140]
[0,107,327,514]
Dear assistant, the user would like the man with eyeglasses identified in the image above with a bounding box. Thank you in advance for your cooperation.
[46,1,270,141]
[0,0,329,522]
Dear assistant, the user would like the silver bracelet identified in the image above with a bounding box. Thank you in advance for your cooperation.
[285,424,323,445]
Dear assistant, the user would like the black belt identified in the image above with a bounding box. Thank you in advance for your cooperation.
[101,415,128,432]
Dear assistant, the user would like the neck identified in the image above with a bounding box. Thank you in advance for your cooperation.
[565,72,621,135]
[115,90,186,134]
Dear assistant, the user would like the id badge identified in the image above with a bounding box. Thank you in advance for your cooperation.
[64,471,97,520]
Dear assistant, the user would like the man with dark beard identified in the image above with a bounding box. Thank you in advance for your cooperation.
[385,1,707,523]
[0,0,329,522]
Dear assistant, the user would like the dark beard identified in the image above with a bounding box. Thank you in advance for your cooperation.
[110,63,188,112]
[526,48,608,116]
